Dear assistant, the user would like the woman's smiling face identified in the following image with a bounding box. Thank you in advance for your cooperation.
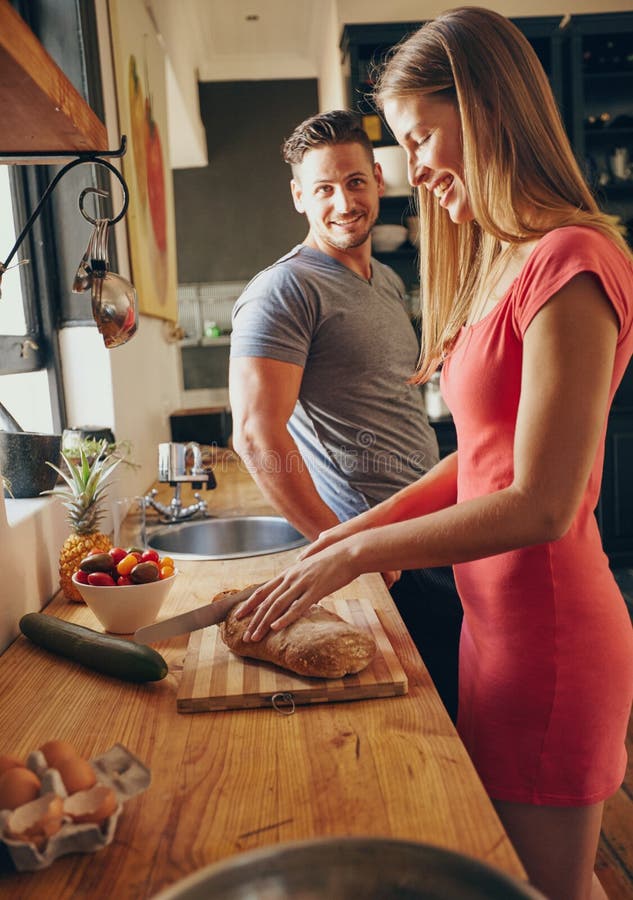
[384,94,473,225]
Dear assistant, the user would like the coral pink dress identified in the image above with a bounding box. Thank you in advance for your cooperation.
[441,226,633,805]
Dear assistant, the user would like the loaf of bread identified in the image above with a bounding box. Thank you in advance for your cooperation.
[216,588,376,679]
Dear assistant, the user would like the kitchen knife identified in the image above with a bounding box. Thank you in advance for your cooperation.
[134,583,264,644]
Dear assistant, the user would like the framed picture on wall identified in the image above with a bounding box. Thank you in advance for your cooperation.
[107,0,178,322]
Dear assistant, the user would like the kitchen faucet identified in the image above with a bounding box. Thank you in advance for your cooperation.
[144,442,216,524]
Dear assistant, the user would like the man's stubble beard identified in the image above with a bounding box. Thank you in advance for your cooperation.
[321,208,378,252]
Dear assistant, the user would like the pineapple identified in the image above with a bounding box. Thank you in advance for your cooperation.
[45,441,122,602]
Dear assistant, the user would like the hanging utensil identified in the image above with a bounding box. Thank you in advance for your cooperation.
[75,182,138,349]
[72,187,110,294]
[91,270,138,348]
[90,218,138,348]
[71,228,96,293]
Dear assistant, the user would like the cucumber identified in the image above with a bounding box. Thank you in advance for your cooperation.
[19,613,168,683]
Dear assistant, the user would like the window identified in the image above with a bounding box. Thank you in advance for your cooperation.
[0,165,59,433]
[1,0,109,435]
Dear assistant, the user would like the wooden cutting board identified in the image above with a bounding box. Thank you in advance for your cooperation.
[177,596,408,713]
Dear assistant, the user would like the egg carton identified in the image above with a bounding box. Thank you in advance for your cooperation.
[0,743,150,872]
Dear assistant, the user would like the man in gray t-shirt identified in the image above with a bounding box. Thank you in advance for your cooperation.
[229,110,462,721]
[231,244,438,522]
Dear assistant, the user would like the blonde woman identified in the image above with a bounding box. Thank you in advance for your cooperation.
[235,9,633,898]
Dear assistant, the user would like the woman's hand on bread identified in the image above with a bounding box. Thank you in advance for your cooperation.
[235,539,361,641]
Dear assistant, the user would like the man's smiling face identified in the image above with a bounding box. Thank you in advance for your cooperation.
[291,142,384,255]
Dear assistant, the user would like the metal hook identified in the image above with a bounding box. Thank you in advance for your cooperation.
[78,186,108,223]
[2,145,130,273]
[271,692,296,716]
[78,160,129,226]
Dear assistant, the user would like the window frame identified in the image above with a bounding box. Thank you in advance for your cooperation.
[0,164,66,431]
[1,0,110,432]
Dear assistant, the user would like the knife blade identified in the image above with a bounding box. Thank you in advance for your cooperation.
[134,583,264,644]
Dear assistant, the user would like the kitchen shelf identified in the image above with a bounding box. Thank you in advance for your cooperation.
[584,128,633,138]
[178,336,231,348]
[595,184,633,200]
[583,72,633,80]
[200,336,231,347]
[0,0,107,160]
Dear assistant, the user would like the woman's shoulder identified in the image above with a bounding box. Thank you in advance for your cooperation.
[512,226,633,336]
[532,225,629,265]
[518,225,633,293]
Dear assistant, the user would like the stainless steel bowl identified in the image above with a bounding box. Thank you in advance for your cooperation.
[153,837,544,900]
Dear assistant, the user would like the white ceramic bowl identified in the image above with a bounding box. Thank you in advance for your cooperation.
[71,570,178,634]
[372,224,408,253]
[373,146,410,196]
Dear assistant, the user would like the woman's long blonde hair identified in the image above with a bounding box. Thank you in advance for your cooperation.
[374,6,631,382]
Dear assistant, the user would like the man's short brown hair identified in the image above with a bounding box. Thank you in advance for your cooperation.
[282,110,374,172]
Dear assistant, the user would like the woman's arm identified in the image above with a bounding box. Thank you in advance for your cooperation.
[301,450,458,588]
[239,272,619,640]
[299,449,458,556]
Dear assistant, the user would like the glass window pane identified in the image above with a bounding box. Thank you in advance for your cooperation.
[0,371,55,433]
[0,167,27,334]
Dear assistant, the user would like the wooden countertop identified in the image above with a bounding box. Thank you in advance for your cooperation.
[0,450,525,897]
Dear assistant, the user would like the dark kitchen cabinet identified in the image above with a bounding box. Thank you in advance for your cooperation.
[372,225,417,290]
[341,13,633,242]
[566,12,633,566]
[341,12,633,566]
[596,403,633,567]
[340,22,423,291]
[430,417,457,460]
[340,22,423,147]
[596,362,633,567]
[569,13,633,243]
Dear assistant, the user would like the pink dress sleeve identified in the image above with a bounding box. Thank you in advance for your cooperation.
[511,226,633,342]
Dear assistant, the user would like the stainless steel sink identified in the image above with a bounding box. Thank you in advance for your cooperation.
[147,515,307,560]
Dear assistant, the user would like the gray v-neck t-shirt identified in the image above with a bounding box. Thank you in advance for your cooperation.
[231,244,439,521]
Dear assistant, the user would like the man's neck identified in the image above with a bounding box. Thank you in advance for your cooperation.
[303,233,373,281]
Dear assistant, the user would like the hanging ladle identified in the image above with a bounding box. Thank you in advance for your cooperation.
[71,197,106,294]
[72,220,100,293]
[79,186,138,348]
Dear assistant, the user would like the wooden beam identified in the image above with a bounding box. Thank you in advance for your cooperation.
[0,0,108,159]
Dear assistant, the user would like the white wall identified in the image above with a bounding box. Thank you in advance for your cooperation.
[317,0,346,112]
[0,497,66,652]
[149,0,208,168]
[59,319,181,504]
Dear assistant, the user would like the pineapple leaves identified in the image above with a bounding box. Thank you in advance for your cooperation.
[41,440,123,518]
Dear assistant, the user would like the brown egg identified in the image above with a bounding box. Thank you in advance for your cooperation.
[64,784,118,825]
[0,753,26,776]
[39,739,80,770]
[56,755,97,795]
[0,767,41,811]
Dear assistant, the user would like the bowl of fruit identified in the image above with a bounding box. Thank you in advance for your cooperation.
[71,548,177,634]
